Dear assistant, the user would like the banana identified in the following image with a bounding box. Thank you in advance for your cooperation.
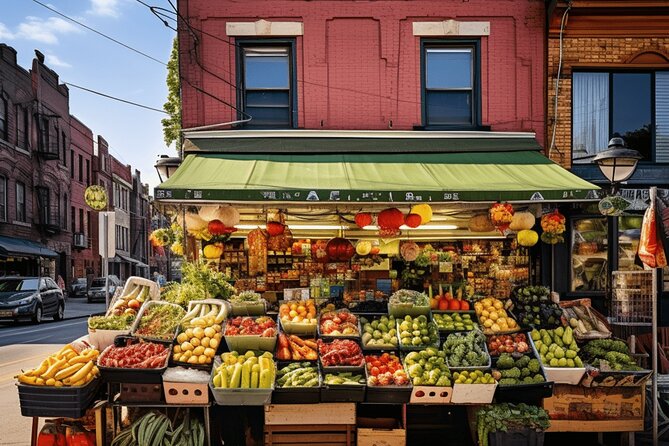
[17,375,37,385]
[55,362,86,380]
[63,361,94,385]
[41,357,67,380]
[214,302,228,324]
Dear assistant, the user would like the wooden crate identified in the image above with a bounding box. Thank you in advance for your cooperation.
[543,384,645,422]
[264,403,355,425]
[264,424,355,446]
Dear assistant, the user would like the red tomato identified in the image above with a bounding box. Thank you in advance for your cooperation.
[379,365,388,374]
[372,360,382,368]
[370,366,380,376]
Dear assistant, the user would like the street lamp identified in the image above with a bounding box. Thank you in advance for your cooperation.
[154,155,182,183]
[593,137,642,192]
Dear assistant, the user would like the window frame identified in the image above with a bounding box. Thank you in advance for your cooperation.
[16,181,25,222]
[36,186,50,226]
[420,39,482,130]
[0,97,7,141]
[0,175,6,222]
[235,38,298,129]
[571,68,669,164]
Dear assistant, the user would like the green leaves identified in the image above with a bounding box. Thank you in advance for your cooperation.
[162,37,181,152]
[476,403,550,446]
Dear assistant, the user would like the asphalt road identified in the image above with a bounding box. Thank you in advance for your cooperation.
[0,317,89,346]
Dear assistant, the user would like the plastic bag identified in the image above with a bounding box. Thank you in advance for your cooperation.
[638,188,667,268]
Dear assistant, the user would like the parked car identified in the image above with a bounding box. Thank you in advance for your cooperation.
[0,276,65,323]
[87,276,121,303]
[69,277,88,298]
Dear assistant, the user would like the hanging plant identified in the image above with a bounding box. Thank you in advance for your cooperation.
[354,212,373,228]
[410,204,433,224]
[489,202,515,232]
[404,213,422,228]
[517,229,539,247]
[540,210,566,244]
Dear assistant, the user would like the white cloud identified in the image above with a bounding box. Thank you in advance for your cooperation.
[88,0,121,18]
[15,16,80,44]
[45,53,71,68]
[0,23,15,40]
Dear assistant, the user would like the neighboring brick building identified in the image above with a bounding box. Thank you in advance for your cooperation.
[69,115,97,280]
[546,1,669,314]
[130,169,150,277]
[110,155,133,280]
[178,0,546,140]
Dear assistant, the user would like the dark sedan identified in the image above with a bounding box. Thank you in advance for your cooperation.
[0,276,65,323]
[69,277,88,298]
[87,276,121,303]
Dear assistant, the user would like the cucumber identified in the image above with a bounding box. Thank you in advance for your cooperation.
[260,369,271,388]
[251,370,259,388]
[230,363,242,388]
[241,362,251,388]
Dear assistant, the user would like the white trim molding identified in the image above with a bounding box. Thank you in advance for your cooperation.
[413,20,490,36]
[226,20,304,37]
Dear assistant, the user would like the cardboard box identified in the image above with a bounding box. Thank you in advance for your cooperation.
[264,403,356,425]
[357,417,405,446]
[450,383,497,404]
[543,384,645,421]
[409,386,452,404]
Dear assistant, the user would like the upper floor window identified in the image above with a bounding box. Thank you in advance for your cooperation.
[238,43,296,128]
[16,181,25,222]
[422,42,479,129]
[70,149,75,179]
[62,131,67,166]
[37,187,50,225]
[78,154,83,182]
[0,176,6,222]
[23,108,29,148]
[0,98,7,141]
[40,118,50,153]
[573,70,669,164]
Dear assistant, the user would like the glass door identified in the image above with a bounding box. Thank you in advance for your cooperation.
[571,217,608,292]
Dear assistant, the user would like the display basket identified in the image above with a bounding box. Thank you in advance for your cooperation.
[87,327,130,351]
[527,335,585,385]
[610,270,655,325]
[359,314,399,351]
[397,319,440,352]
[223,316,278,352]
[489,429,545,446]
[409,386,452,404]
[98,335,171,384]
[209,359,273,406]
[387,302,431,318]
[450,381,497,404]
[318,338,365,372]
[17,378,101,418]
[318,309,362,340]
[432,311,479,333]
[272,361,321,404]
[363,364,411,404]
[105,276,160,317]
[229,300,266,316]
[280,318,318,337]
[559,299,612,341]
[130,301,184,343]
[443,333,491,370]
[320,370,366,403]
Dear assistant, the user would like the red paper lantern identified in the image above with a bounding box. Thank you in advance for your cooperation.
[326,238,355,262]
[312,240,329,263]
[378,208,404,230]
[405,213,422,228]
[208,219,227,236]
[354,212,373,228]
[266,221,285,237]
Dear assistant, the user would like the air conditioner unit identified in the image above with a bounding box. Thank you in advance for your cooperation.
[73,233,87,248]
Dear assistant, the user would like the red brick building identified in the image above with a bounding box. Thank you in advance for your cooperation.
[69,115,96,280]
[91,135,113,278]
[110,155,133,280]
[178,0,546,139]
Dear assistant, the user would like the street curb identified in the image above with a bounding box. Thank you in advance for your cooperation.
[63,312,105,321]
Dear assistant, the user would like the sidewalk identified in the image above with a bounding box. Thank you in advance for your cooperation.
[64,297,106,320]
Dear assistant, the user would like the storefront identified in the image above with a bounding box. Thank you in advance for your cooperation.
[0,234,58,277]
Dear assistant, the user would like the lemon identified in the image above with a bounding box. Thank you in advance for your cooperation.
[185,328,194,338]
[209,338,219,349]
[181,341,194,351]
[173,345,182,354]
[187,355,198,364]
[177,333,188,344]
[173,353,181,362]
[204,347,216,358]
[204,327,216,338]
[201,337,210,348]
[198,355,208,364]
[193,346,205,356]
[193,327,205,339]
[181,350,191,360]
[190,337,201,347]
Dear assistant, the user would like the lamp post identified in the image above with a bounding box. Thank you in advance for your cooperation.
[592,137,642,194]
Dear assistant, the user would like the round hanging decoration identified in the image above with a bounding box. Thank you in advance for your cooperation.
[185,212,207,231]
[354,212,373,228]
[400,241,420,261]
[410,204,433,224]
[509,211,536,231]
[404,213,422,228]
[540,209,566,244]
[355,240,372,256]
[326,237,355,262]
[203,243,224,259]
[84,185,107,211]
[517,229,539,247]
[378,208,404,230]
[208,219,229,236]
[311,239,329,263]
[489,202,515,232]
[266,221,285,237]
[218,206,240,227]
[468,214,495,233]
[198,205,221,221]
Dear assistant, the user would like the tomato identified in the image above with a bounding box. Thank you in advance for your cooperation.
[378,365,388,374]
[370,366,380,376]
[372,360,382,368]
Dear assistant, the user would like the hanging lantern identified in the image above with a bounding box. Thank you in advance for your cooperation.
[400,242,420,261]
[468,214,495,233]
[517,229,539,247]
[208,219,228,236]
[266,221,285,237]
[355,240,372,256]
[326,238,355,262]
[540,210,566,244]
[489,202,515,232]
[410,204,433,224]
[218,206,240,227]
[509,211,536,231]
[311,239,329,263]
[405,213,422,228]
[354,212,373,228]
[378,208,404,230]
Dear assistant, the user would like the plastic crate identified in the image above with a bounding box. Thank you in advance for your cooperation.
[229,300,266,316]
[489,429,545,446]
[209,382,273,405]
[397,320,440,352]
[273,361,321,404]
[98,336,170,384]
[223,316,278,352]
[119,382,163,403]
[131,301,184,343]
[164,381,209,404]
[280,318,318,336]
[17,378,100,419]
[320,383,365,403]
[87,327,130,351]
[318,310,362,340]
[106,276,160,317]
[388,302,431,318]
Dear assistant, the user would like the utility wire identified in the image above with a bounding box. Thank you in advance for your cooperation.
[65,82,168,114]
[30,0,167,67]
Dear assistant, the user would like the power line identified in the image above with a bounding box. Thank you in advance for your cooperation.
[65,82,168,114]
[30,0,167,67]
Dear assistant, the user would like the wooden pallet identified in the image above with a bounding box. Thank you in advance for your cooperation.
[264,424,355,446]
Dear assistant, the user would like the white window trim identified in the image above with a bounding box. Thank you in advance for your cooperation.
[413,20,490,37]
[226,20,303,36]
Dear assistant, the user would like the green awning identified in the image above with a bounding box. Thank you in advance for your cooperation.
[0,235,58,258]
[155,151,599,203]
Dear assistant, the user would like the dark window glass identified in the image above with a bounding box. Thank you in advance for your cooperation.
[23,108,29,148]
[62,131,67,165]
[70,150,74,178]
[37,187,49,225]
[79,208,84,234]
[0,98,7,140]
[40,118,49,153]
[0,278,38,291]
[241,46,292,128]
[63,193,67,230]
[78,154,83,182]
[71,206,75,232]
[424,47,476,127]
[612,73,652,160]
[86,160,90,185]
[16,182,25,222]
[0,176,6,221]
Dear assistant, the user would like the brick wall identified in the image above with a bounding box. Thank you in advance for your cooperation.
[547,26,669,167]
[179,0,546,143]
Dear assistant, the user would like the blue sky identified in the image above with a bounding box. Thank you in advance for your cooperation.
[2,0,176,191]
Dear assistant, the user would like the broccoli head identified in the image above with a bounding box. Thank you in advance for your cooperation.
[533,374,545,383]
[521,367,531,378]
[528,358,541,374]
[515,355,530,369]
[498,378,519,386]
[500,367,521,379]
[522,376,535,384]
[497,353,515,369]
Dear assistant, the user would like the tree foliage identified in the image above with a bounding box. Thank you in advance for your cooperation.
[162,37,181,152]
